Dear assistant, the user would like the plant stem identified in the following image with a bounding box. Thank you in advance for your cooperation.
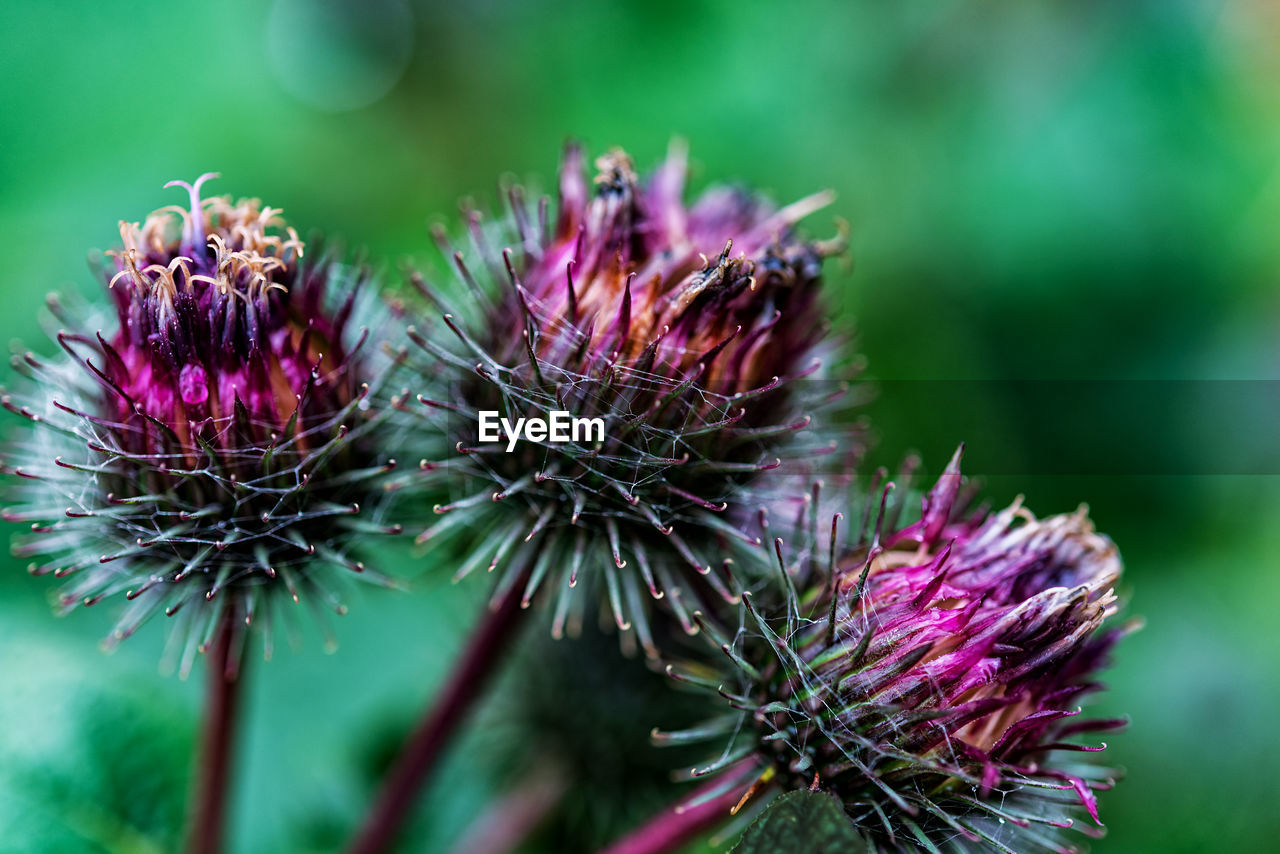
[596,773,753,854]
[445,759,569,854]
[188,612,246,854]
[348,577,530,854]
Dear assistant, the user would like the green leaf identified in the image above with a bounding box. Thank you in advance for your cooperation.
[732,789,868,854]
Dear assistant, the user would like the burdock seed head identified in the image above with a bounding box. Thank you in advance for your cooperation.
[659,448,1137,852]
[407,143,855,655]
[2,175,404,673]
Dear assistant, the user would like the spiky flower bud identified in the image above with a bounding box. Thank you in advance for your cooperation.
[409,144,850,653]
[2,175,401,672]
[662,449,1134,852]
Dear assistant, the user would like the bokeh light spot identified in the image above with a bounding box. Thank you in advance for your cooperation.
[267,0,414,112]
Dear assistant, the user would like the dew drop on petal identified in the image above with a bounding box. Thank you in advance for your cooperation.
[179,363,209,405]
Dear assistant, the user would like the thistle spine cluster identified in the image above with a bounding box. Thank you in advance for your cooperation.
[404,144,854,655]
[2,176,404,673]
[659,449,1134,851]
[1,146,1132,854]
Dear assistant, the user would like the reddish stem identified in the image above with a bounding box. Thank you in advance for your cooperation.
[347,579,529,854]
[445,760,570,854]
[597,773,752,854]
[187,613,246,854]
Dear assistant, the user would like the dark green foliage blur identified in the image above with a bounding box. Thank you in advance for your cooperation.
[1,1,1277,852]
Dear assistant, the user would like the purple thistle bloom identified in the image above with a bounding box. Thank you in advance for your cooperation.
[408,144,852,655]
[2,176,402,673]
[660,448,1135,852]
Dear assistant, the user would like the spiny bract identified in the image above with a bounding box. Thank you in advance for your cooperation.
[1,175,403,673]
[407,143,853,655]
[659,448,1134,853]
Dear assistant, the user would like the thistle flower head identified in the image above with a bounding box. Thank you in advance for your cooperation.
[410,143,851,654]
[662,449,1134,852]
[2,175,401,673]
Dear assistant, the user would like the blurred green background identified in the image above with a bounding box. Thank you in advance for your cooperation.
[2,1,1278,852]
